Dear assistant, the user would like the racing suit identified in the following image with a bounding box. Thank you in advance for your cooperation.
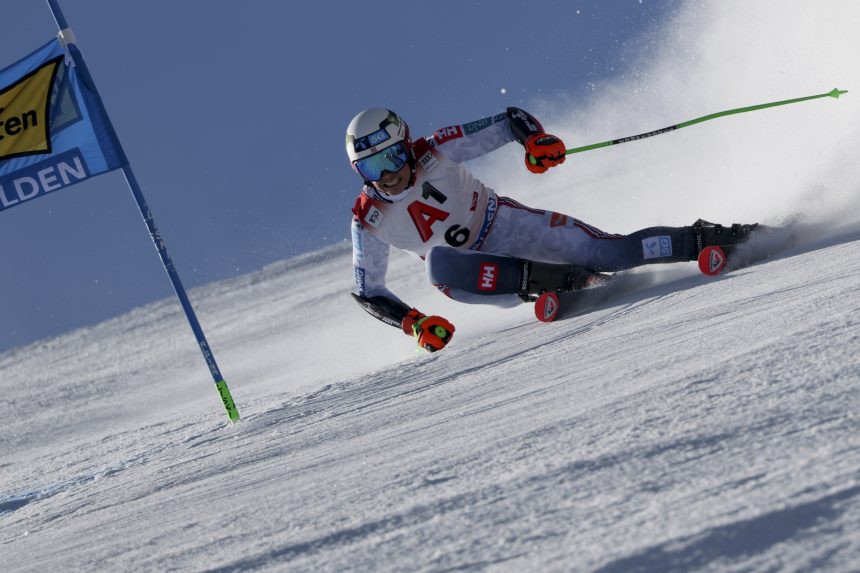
[350,108,698,325]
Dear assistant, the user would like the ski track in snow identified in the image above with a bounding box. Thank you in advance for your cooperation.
[2,227,859,572]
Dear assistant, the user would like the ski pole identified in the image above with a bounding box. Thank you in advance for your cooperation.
[45,0,240,423]
[529,88,847,163]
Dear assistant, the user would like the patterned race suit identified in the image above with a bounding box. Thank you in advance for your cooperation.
[351,108,697,311]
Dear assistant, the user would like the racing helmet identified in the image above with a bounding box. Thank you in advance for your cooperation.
[345,108,412,182]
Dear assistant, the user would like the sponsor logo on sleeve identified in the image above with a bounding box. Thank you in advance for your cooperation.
[463,116,493,135]
[365,205,384,229]
[433,125,463,145]
[642,236,673,260]
[478,262,499,291]
[354,267,367,294]
[418,150,439,172]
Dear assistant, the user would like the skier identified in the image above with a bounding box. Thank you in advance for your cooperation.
[348,108,758,352]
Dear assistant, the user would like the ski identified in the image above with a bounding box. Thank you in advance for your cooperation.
[534,222,808,322]
[533,272,637,323]
[696,223,801,277]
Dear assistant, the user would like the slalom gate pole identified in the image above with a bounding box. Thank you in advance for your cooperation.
[45,0,239,422]
[530,88,848,163]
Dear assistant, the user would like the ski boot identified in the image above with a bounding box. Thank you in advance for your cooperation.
[692,219,761,276]
[520,260,612,301]
[521,261,613,323]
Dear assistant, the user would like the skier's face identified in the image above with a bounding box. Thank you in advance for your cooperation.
[371,161,411,196]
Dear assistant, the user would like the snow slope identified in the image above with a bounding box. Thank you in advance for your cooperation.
[2,226,860,572]
[3,1,860,570]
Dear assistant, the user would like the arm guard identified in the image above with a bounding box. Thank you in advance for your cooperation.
[351,293,412,329]
[506,107,545,145]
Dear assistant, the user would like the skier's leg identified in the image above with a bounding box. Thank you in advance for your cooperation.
[480,197,758,272]
[427,199,761,301]
[478,197,602,264]
[583,226,698,271]
[425,247,524,307]
[426,245,608,302]
[479,198,694,271]
[584,221,761,271]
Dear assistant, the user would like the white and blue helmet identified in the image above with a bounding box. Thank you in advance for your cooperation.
[345,108,412,182]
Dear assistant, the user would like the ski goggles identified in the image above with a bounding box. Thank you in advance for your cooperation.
[353,142,410,182]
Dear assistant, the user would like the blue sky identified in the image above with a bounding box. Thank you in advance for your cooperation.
[0,1,680,352]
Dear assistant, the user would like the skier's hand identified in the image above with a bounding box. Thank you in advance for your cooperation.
[525,133,566,174]
[402,309,455,353]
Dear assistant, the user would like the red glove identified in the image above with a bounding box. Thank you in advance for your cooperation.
[524,133,566,174]
[402,309,455,353]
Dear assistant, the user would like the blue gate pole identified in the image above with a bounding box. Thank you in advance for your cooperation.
[46,0,239,422]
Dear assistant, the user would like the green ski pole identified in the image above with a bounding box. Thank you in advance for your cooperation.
[530,88,847,163]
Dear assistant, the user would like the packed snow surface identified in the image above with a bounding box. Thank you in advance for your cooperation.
[3,1,860,570]
[2,227,860,572]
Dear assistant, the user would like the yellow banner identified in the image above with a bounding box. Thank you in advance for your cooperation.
[0,57,60,160]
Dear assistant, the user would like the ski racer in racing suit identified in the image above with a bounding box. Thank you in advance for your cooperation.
[348,107,757,353]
